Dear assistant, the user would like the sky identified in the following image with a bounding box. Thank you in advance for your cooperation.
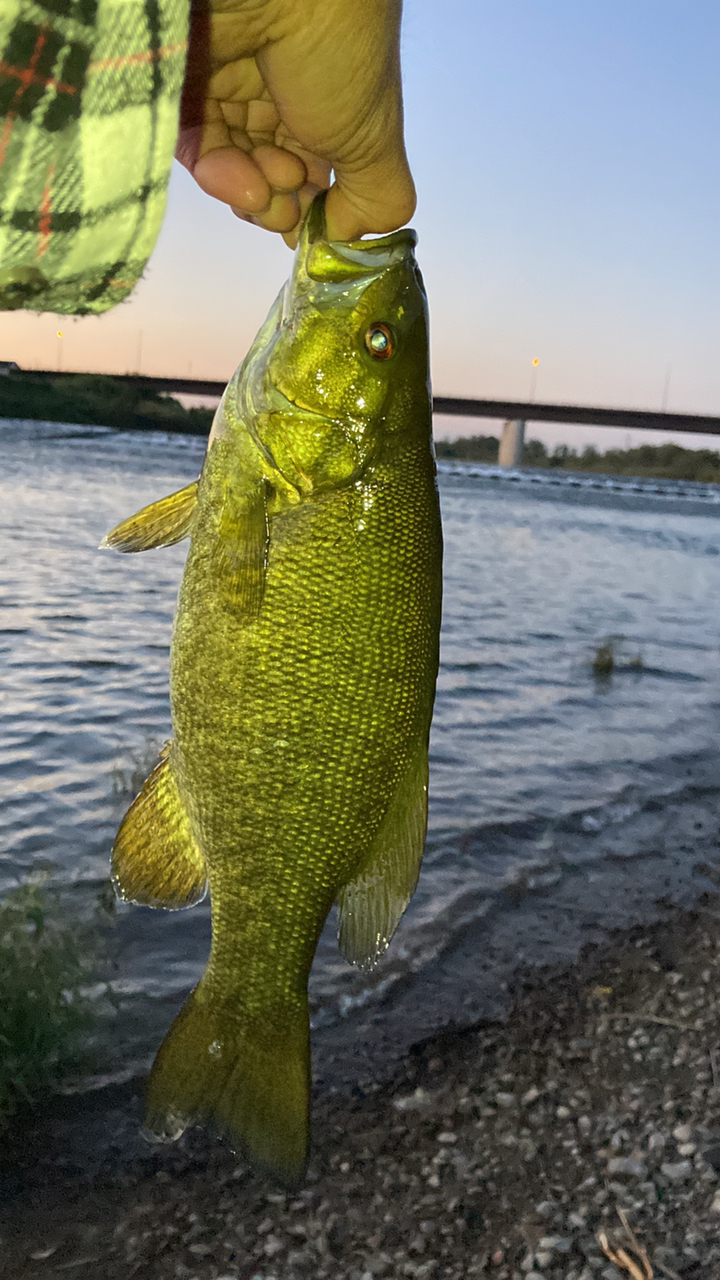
[2,0,720,451]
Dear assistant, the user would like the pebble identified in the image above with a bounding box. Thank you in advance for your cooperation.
[673,1123,693,1143]
[535,1200,557,1218]
[392,1088,435,1112]
[647,1132,665,1152]
[606,1157,646,1177]
[661,1160,693,1182]
[711,1190,720,1214]
[496,1092,516,1108]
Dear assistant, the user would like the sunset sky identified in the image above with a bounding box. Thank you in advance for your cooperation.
[2,1,720,451]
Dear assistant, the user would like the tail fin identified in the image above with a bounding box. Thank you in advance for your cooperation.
[144,983,310,1184]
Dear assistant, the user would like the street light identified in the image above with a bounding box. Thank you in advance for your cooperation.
[56,330,63,372]
[529,357,539,402]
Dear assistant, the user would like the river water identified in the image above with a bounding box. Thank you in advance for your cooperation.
[3,419,720,1092]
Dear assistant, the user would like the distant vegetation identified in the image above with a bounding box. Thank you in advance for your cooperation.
[436,434,720,484]
[0,371,214,434]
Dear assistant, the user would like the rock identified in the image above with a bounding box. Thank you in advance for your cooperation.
[496,1092,516,1108]
[606,1157,646,1177]
[704,1143,720,1172]
[263,1235,284,1257]
[673,1123,693,1143]
[647,1132,666,1153]
[535,1200,557,1218]
[392,1088,435,1112]
[521,1086,541,1106]
[711,1189,720,1214]
[661,1160,693,1182]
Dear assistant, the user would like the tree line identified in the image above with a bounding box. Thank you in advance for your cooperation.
[435,434,720,484]
[0,372,214,435]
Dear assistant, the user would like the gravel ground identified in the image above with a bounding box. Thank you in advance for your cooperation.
[3,888,720,1280]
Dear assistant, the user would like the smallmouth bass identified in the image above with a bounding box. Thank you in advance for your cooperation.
[101,194,443,1183]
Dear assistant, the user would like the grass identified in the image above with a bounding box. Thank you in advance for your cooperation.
[0,875,114,1134]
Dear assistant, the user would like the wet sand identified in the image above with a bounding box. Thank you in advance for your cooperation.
[2,888,720,1280]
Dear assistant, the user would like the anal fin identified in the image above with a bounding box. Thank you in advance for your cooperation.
[337,743,429,970]
[100,481,198,552]
[112,746,207,909]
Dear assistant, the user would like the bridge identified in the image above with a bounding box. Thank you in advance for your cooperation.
[17,369,720,438]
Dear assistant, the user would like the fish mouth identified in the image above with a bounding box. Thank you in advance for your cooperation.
[296,192,418,286]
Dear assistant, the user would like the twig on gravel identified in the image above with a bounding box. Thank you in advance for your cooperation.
[597,1207,653,1279]
[612,1012,690,1030]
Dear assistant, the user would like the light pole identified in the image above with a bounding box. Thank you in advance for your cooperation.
[661,363,671,412]
[56,330,63,371]
[529,357,539,403]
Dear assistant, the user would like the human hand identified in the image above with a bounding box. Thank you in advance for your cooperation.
[175,0,416,245]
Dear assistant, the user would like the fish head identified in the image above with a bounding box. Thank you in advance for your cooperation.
[235,193,429,494]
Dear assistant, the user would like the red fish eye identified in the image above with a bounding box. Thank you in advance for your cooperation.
[365,323,394,360]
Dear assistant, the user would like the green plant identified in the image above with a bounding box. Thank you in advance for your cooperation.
[0,878,102,1131]
[591,636,645,682]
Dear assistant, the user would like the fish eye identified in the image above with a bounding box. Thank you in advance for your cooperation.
[364,323,395,360]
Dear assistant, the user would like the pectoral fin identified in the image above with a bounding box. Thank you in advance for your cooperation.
[112,745,207,909]
[213,481,269,619]
[337,744,429,970]
[100,481,198,552]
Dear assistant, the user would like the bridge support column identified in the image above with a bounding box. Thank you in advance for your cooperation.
[498,419,525,468]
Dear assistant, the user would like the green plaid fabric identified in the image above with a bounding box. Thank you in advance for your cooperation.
[0,0,189,314]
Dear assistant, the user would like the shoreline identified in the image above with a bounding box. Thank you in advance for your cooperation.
[3,893,720,1279]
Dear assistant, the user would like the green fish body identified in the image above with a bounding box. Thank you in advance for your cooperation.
[102,197,442,1182]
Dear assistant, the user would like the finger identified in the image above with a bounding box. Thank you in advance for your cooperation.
[252,145,306,193]
[281,182,323,249]
[243,191,301,234]
[193,146,272,214]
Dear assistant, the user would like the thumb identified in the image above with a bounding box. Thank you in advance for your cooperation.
[324,100,416,241]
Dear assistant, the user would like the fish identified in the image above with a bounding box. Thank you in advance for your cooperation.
[100,193,443,1183]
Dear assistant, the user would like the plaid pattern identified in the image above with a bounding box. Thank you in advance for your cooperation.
[0,0,188,313]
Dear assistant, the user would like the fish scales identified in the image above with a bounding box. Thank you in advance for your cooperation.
[101,194,442,1182]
